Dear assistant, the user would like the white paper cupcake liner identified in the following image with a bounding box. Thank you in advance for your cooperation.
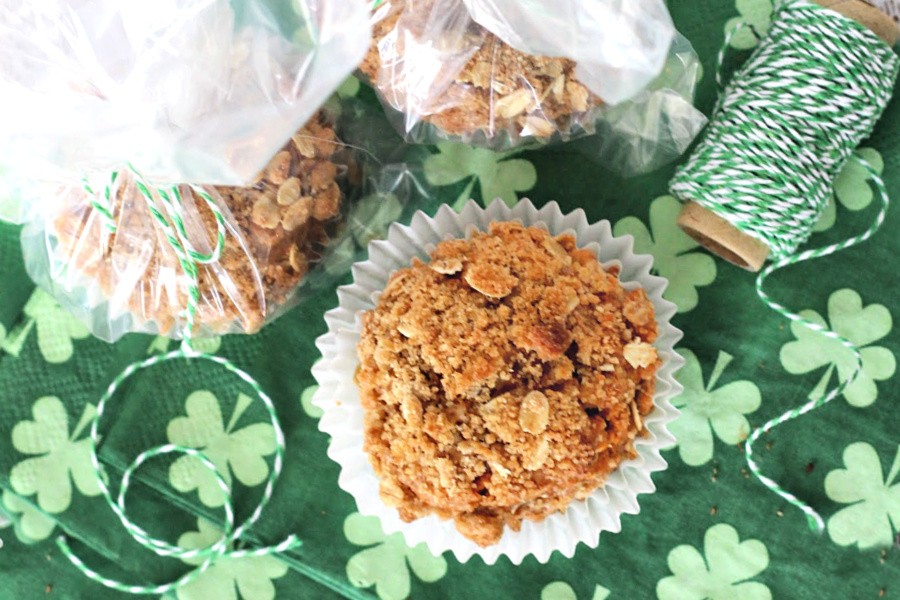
[312,199,684,565]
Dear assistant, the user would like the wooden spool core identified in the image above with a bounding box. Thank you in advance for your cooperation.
[676,0,899,272]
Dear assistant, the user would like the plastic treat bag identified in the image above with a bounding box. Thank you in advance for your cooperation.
[0,0,377,341]
[0,0,370,186]
[21,110,349,340]
[359,0,706,174]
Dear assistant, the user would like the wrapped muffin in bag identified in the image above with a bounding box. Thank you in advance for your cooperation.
[360,0,706,174]
[0,0,370,185]
[0,0,381,340]
[22,111,350,340]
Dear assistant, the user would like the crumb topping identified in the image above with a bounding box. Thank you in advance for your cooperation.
[356,222,660,546]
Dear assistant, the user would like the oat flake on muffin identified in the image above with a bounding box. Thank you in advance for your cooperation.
[355,222,660,547]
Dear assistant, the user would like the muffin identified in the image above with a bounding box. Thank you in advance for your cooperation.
[356,222,660,547]
[359,0,602,145]
[50,111,345,337]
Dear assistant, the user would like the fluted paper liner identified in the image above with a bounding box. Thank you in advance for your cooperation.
[312,199,684,565]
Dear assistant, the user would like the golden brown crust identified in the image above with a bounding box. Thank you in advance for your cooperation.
[52,111,344,336]
[356,222,660,546]
[360,0,602,141]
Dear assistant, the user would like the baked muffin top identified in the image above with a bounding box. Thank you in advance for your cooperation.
[356,222,660,546]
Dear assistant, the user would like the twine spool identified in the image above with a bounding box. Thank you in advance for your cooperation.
[673,0,899,271]
[670,0,899,531]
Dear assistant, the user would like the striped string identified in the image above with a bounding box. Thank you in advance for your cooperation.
[81,171,119,233]
[670,0,898,530]
[59,164,300,594]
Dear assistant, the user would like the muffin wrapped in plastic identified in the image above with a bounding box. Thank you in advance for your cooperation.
[0,0,376,339]
[359,0,706,173]
[23,112,349,340]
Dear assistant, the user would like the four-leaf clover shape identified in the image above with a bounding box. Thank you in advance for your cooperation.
[780,288,895,408]
[9,396,102,514]
[614,196,717,313]
[657,523,772,600]
[423,142,537,210]
[825,442,900,550]
[670,349,761,467]
[1,289,89,363]
[344,512,447,600]
[167,390,277,508]
[171,518,288,600]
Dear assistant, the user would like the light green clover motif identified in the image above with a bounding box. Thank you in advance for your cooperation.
[0,164,27,223]
[724,0,773,50]
[344,512,447,600]
[1,289,90,363]
[780,288,895,408]
[541,581,610,600]
[657,523,771,600]
[322,192,405,277]
[349,192,404,248]
[814,148,884,232]
[338,75,361,98]
[613,196,717,313]
[167,391,277,508]
[300,384,323,419]
[670,349,761,467]
[825,442,900,550]
[147,335,221,355]
[9,397,102,514]
[173,518,288,600]
[1,491,55,543]
[423,142,537,210]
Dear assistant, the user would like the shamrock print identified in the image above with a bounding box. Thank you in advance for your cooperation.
[1,491,55,543]
[0,164,26,223]
[780,288,895,408]
[724,0,772,50]
[825,442,900,550]
[300,384,323,419]
[349,192,404,248]
[423,142,537,210]
[814,148,884,232]
[657,523,771,600]
[167,391,277,507]
[338,75,361,98]
[670,349,761,466]
[541,581,610,600]
[614,195,717,313]
[9,397,102,514]
[344,512,447,600]
[1,288,89,363]
[173,518,288,600]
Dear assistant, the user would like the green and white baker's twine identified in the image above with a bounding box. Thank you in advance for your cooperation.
[671,0,899,531]
[62,164,300,593]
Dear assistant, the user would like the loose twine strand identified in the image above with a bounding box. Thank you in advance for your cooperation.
[671,0,899,531]
[57,164,301,594]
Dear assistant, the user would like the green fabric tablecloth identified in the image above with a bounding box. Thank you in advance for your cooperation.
[2,1,900,598]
